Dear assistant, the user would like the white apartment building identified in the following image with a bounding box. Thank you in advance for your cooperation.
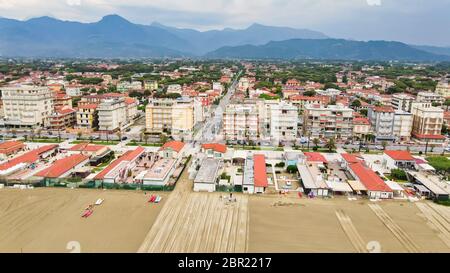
[368,106,396,142]
[267,101,298,144]
[303,104,354,140]
[97,98,127,131]
[393,111,413,142]
[223,101,260,143]
[1,86,54,128]
[416,91,444,105]
[145,98,195,138]
[117,81,142,92]
[167,84,182,94]
[391,93,415,112]
[65,85,83,97]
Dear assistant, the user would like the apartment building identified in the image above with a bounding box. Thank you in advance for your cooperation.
[411,103,445,144]
[352,117,371,140]
[303,104,354,140]
[124,97,139,121]
[267,101,298,144]
[435,80,450,98]
[368,106,396,142]
[391,93,415,112]
[393,111,413,142]
[223,101,260,143]
[97,98,127,131]
[167,84,182,94]
[76,104,98,129]
[117,81,142,92]
[1,86,54,128]
[65,85,83,97]
[416,91,444,105]
[47,107,77,130]
[144,80,158,91]
[145,98,195,137]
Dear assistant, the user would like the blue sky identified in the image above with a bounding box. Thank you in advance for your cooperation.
[1,0,449,46]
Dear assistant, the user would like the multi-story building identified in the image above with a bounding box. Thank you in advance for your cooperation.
[97,98,127,131]
[223,101,260,143]
[435,80,450,98]
[352,117,371,140]
[124,97,139,122]
[144,80,158,91]
[368,106,396,142]
[411,103,445,144]
[1,86,54,128]
[303,104,354,140]
[393,111,413,142]
[54,92,73,109]
[167,84,182,94]
[391,93,415,112]
[47,107,77,130]
[145,98,195,138]
[117,81,142,92]
[417,91,444,105]
[76,104,98,129]
[65,85,83,97]
[266,101,298,144]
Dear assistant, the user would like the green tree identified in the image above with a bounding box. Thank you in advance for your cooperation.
[325,138,336,152]
[287,165,298,174]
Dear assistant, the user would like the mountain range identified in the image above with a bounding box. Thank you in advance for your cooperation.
[0,14,449,61]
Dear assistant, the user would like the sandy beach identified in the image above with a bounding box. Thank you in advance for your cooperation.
[0,187,166,253]
[248,195,450,253]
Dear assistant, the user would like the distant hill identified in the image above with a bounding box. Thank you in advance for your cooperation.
[150,22,328,55]
[0,14,449,61]
[206,39,450,61]
[411,45,450,57]
[0,15,191,58]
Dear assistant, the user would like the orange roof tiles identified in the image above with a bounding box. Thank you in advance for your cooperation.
[353,117,370,125]
[304,152,328,163]
[94,146,145,180]
[160,141,185,153]
[201,143,227,153]
[253,154,268,188]
[384,150,415,161]
[0,145,58,171]
[341,153,363,164]
[373,106,394,113]
[69,143,106,152]
[0,141,24,154]
[35,154,88,178]
[349,162,392,192]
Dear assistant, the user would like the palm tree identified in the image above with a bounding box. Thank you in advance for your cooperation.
[77,131,82,140]
[325,138,336,152]
[381,141,388,150]
[312,138,320,150]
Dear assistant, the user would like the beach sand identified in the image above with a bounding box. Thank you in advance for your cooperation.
[0,187,166,253]
[248,195,450,253]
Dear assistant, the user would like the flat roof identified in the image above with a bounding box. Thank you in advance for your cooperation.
[297,163,328,189]
[35,154,88,178]
[194,158,220,184]
[325,180,353,192]
[144,158,175,180]
[347,179,367,192]
[409,171,450,196]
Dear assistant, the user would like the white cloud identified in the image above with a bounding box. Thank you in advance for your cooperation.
[366,0,381,6]
[67,0,82,6]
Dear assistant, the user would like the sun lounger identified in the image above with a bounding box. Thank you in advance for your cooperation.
[95,198,103,205]
[82,210,93,218]
[148,195,156,203]
[155,196,162,203]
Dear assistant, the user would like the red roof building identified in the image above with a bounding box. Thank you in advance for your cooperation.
[384,150,415,161]
[304,152,328,164]
[349,162,393,195]
[0,145,58,172]
[201,143,227,154]
[160,141,185,153]
[0,141,25,157]
[35,154,89,178]
[253,154,268,188]
[94,146,145,180]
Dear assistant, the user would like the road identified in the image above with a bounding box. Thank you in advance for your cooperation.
[193,70,242,144]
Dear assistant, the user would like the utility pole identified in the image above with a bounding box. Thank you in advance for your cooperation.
[425,139,429,155]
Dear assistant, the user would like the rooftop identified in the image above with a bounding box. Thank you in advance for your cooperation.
[253,154,268,188]
[384,150,415,161]
[349,162,392,193]
[304,152,328,164]
[201,143,227,154]
[35,154,88,178]
[160,141,185,153]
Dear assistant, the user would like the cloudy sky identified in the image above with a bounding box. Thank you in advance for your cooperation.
[1,0,449,46]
